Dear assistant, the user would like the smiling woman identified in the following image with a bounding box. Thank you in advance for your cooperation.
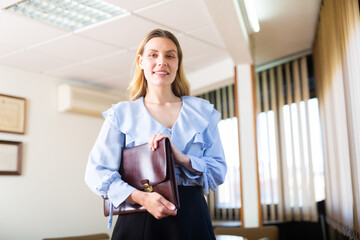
[138,37,179,91]
[85,29,227,240]
[129,29,189,101]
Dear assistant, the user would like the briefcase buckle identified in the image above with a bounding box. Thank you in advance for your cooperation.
[143,183,153,192]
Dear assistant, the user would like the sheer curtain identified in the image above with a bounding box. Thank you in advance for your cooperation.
[313,0,360,238]
[197,85,241,222]
[255,55,322,222]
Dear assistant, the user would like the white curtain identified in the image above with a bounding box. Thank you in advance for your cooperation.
[255,56,321,222]
[198,85,241,222]
[313,0,360,238]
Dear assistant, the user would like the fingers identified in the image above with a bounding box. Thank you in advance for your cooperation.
[154,198,177,219]
[153,134,168,149]
[148,133,170,151]
[159,196,176,212]
[143,192,177,219]
[159,195,177,218]
[148,134,157,150]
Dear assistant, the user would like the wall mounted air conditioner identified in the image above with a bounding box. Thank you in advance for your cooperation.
[57,84,125,117]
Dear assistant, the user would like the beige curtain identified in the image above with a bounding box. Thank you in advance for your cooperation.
[255,56,320,222]
[313,0,360,238]
[198,85,241,222]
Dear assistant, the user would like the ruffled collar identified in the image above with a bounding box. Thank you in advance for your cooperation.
[108,96,215,152]
[170,96,214,151]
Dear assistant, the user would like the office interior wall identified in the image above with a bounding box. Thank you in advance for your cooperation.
[0,65,113,240]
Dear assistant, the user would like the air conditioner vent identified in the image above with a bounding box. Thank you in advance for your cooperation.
[58,84,125,117]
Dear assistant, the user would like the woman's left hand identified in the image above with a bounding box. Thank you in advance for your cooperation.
[148,133,196,172]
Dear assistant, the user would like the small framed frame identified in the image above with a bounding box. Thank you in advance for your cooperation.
[0,140,22,175]
[0,94,26,134]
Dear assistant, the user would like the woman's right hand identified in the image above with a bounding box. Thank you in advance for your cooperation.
[127,189,177,219]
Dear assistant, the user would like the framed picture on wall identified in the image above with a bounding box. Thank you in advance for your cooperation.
[0,140,22,175]
[0,94,26,134]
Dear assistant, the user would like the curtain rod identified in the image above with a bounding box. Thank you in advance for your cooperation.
[255,49,312,72]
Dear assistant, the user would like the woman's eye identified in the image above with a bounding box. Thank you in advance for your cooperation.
[149,53,157,57]
[167,55,175,59]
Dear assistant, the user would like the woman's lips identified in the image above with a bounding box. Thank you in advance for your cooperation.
[153,71,169,75]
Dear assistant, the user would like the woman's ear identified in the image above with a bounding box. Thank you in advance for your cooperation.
[137,55,143,69]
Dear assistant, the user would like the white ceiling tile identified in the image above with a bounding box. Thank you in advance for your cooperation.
[177,35,222,60]
[0,42,19,55]
[105,0,166,12]
[101,73,131,83]
[29,34,119,61]
[86,50,136,75]
[183,66,196,74]
[98,73,132,92]
[135,0,213,32]
[187,25,226,49]
[0,0,321,93]
[77,14,173,49]
[0,49,72,72]
[253,0,321,65]
[0,0,21,9]
[183,50,230,71]
[0,12,68,48]
[46,63,114,83]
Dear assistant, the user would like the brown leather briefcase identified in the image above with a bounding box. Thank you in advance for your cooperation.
[104,138,180,216]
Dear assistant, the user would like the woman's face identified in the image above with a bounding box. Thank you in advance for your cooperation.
[139,37,179,89]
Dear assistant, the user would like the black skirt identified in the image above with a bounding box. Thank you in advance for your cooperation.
[111,186,216,240]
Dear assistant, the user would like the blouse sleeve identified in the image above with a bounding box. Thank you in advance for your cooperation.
[184,109,227,194]
[84,109,136,207]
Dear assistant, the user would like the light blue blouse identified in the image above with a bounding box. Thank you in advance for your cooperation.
[85,96,227,226]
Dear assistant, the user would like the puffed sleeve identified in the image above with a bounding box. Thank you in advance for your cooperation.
[185,109,227,194]
[84,107,136,208]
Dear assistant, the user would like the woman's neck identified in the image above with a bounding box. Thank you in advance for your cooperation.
[145,87,180,104]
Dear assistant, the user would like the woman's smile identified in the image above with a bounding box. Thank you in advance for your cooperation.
[139,37,179,87]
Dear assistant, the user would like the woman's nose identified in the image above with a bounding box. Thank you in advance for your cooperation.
[157,56,167,66]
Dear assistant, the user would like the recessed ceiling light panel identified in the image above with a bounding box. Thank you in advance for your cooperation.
[4,0,128,30]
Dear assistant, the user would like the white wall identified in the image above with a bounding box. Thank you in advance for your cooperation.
[236,64,260,227]
[0,65,113,239]
[188,58,235,95]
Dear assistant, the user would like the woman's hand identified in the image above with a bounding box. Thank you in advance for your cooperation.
[148,133,196,172]
[127,189,177,219]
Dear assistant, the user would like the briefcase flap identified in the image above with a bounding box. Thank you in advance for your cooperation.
[120,139,169,190]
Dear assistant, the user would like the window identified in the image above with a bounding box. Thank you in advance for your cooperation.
[217,117,241,208]
[197,84,242,221]
[257,98,324,220]
[256,55,324,222]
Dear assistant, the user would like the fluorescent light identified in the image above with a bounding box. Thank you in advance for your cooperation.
[4,0,128,31]
[244,0,260,32]
[233,0,260,34]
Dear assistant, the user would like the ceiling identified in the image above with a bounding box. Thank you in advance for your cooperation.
[0,0,321,94]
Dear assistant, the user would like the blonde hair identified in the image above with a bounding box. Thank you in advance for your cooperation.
[128,29,190,101]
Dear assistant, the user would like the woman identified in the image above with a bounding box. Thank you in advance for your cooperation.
[85,29,227,240]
